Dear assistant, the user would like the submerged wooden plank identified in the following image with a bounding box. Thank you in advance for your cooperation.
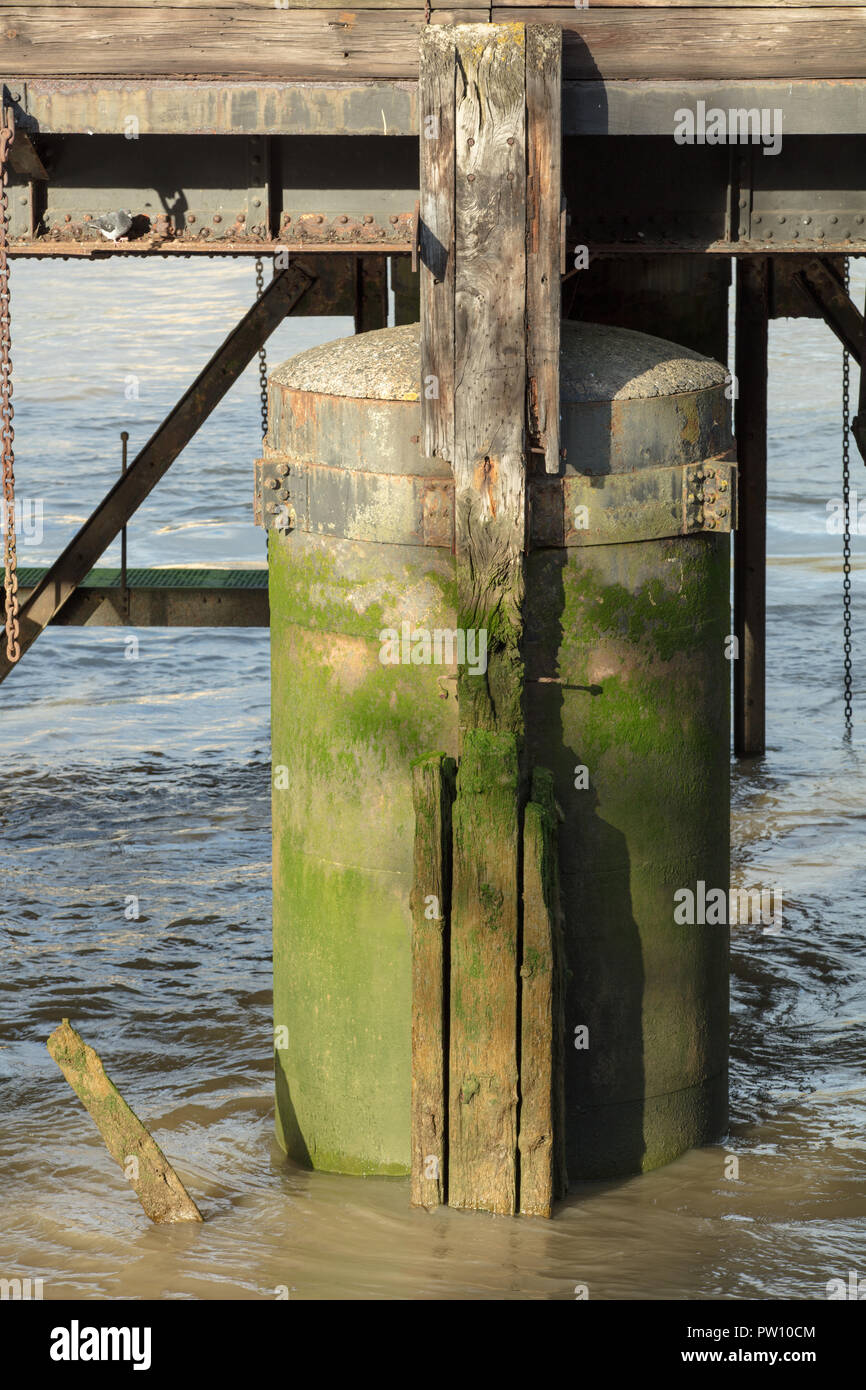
[449,732,521,1215]
[519,768,567,1216]
[47,1019,203,1224]
[526,24,561,477]
[410,753,454,1209]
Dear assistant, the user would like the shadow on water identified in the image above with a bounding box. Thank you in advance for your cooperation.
[524,545,647,1183]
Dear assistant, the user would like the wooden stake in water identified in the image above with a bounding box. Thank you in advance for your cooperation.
[47,1018,203,1224]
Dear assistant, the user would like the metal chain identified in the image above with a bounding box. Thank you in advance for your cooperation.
[255,257,268,442]
[842,257,853,734]
[0,102,19,664]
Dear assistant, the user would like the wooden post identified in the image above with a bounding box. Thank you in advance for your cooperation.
[734,256,769,757]
[526,27,562,476]
[354,254,388,334]
[420,22,563,1216]
[410,753,454,1209]
[519,767,567,1216]
[48,1019,202,1224]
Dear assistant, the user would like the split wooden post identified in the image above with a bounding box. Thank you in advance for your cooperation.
[734,256,770,757]
[47,1019,203,1224]
[410,753,454,1209]
[419,22,563,1215]
[519,768,567,1216]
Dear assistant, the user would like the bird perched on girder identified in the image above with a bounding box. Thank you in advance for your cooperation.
[84,210,133,243]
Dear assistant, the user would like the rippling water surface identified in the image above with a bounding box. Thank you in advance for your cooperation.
[1,260,865,1300]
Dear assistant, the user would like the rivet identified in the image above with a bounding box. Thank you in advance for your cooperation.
[213,214,222,224]
[283,215,292,225]
[188,214,196,224]
[754,215,762,224]
[830,215,838,224]
[803,216,811,225]
[468,175,475,183]
[857,216,865,225]
[389,214,399,224]
[791,229,799,239]
[778,215,786,224]
[719,480,728,493]
[315,215,324,224]
[64,213,72,222]
[337,215,348,224]
[252,198,262,208]
[738,198,747,209]
[363,215,374,224]
[817,229,825,238]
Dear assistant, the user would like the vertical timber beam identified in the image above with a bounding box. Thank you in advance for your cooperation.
[734,257,770,757]
[410,753,454,1209]
[519,767,567,1216]
[526,26,562,476]
[420,21,562,1216]
[354,255,388,334]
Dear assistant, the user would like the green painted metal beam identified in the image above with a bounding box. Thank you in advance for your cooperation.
[15,566,268,627]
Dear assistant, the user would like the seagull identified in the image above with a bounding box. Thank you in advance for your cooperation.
[84,210,133,243]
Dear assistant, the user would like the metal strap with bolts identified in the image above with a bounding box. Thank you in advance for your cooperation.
[0,100,19,664]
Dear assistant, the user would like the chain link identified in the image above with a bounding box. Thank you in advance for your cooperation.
[0,102,19,664]
[842,257,853,734]
[255,257,268,443]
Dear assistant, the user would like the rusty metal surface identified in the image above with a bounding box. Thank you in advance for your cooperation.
[255,451,734,549]
[255,453,454,549]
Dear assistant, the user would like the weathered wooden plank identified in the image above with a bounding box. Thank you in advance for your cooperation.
[449,731,521,1215]
[47,1019,203,1224]
[3,10,866,80]
[410,753,454,1209]
[0,9,477,78]
[419,24,455,462]
[453,21,527,733]
[526,24,561,477]
[519,768,567,1216]
[497,10,866,78]
[734,256,769,757]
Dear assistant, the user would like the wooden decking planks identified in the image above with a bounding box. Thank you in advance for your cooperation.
[3,9,866,79]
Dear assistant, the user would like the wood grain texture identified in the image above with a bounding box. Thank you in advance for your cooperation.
[453,21,527,734]
[47,1019,203,1224]
[519,768,567,1216]
[0,9,476,78]
[448,732,520,1215]
[2,10,866,79]
[497,9,866,78]
[410,753,454,1209]
[420,24,455,462]
[526,24,561,476]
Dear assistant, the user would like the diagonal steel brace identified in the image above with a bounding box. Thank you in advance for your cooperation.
[0,262,314,686]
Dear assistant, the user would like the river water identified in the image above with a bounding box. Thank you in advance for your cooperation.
[1,259,864,1301]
